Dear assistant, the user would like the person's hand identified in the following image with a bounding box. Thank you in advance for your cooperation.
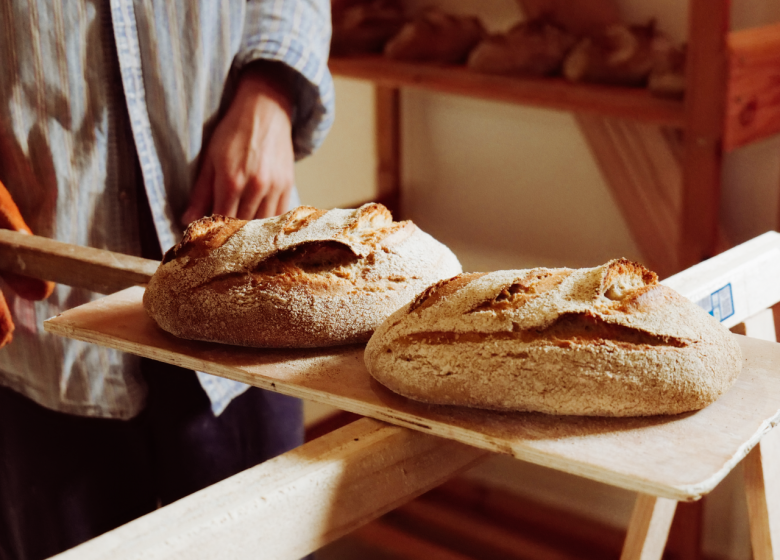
[182,62,295,225]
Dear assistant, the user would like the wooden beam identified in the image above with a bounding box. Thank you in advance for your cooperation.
[725,23,780,151]
[0,229,157,294]
[744,425,780,560]
[620,494,678,560]
[679,0,730,269]
[51,418,488,560]
[375,86,401,216]
[329,57,686,126]
[576,115,683,278]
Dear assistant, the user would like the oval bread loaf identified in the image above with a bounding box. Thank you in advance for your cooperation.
[143,204,462,348]
[365,259,742,416]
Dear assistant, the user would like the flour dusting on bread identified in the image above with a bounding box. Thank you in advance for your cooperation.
[144,204,462,348]
[366,260,742,417]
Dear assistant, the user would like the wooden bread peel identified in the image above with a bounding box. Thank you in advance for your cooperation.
[5,229,780,559]
[0,228,158,295]
[3,227,780,500]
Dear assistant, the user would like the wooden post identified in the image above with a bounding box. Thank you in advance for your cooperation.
[744,426,780,560]
[743,293,780,560]
[680,0,730,270]
[375,86,401,216]
[620,494,678,560]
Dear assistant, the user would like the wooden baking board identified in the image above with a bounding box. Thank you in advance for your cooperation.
[45,286,780,501]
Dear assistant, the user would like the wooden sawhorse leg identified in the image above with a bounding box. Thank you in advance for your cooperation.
[745,424,780,559]
[621,494,678,560]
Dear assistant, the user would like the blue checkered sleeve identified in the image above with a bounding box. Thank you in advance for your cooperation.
[236,0,335,159]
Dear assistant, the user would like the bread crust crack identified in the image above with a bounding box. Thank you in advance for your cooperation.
[365,260,742,416]
[144,204,462,348]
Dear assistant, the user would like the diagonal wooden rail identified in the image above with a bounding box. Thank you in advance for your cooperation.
[51,418,487,560]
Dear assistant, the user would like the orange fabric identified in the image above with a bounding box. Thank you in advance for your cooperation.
[0,289,13,348]
[0,180,55,301]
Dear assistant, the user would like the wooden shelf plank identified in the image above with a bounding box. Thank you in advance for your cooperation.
[329,56,686,127]
[725,22,780,152]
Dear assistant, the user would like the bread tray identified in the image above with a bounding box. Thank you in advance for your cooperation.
[44,286,780,501]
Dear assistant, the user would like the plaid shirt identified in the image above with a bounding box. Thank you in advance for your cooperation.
[0,0,334,419]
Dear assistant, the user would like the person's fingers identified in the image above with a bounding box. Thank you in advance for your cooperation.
[275,188,292,216]
[236,176,265,220]
[255,188,281,220]
[212,168,242,218]
[182,160,215,226]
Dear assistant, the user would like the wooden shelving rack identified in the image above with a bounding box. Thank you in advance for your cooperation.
[329,0,780,278]
[329,56,687,125]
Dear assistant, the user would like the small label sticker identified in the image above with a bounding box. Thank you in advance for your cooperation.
[695,283,735,322]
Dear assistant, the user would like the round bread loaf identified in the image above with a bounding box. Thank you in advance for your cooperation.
[365,259,742,416]
[143,204,462,348]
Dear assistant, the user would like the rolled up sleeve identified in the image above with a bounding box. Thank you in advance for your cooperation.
[237,0,335,159]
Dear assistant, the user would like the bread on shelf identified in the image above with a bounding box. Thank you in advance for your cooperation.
[384,9,485,64]
[467,19,576,77]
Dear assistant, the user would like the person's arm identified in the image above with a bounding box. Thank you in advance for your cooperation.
[182,61,296,223]
[182,0,334,225]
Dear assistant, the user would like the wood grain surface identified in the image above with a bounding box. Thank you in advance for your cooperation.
[52,418,487,560]
[576,115,683,278]
[0,229,158,294]
[329,56,686,126]
[45,286,780,501]
[725,23,780,152]
[679,0,730,271]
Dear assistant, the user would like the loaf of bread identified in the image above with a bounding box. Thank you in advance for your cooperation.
[143,204,462,348]
[384,9,484,64]
[330,0,406,56]
[365,259,742,416]
[562,23,659,87]
[467,20,576,77]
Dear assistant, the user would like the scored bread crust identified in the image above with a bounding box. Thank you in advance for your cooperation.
[365,259,743,416]
[143,204,462,348]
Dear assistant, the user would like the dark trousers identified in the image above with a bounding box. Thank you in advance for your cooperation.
[0,359,304,560]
